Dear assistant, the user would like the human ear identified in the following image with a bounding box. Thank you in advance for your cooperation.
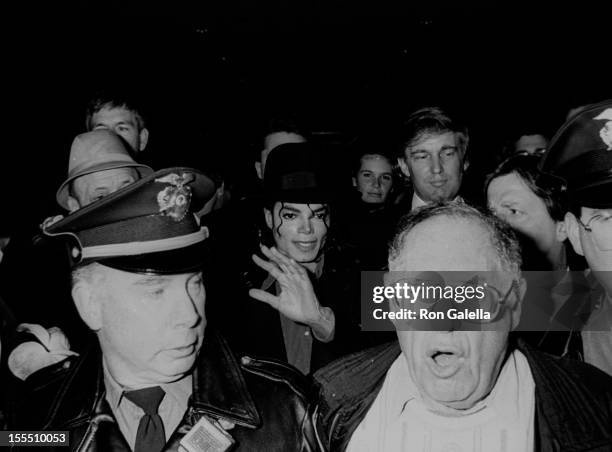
[72,281,102,331]
[555,219,568,242]
[255,161,263,180]
[264,208,273,230]
[564,212,584,256]
[139,128,149,151]
[67,196,81,213]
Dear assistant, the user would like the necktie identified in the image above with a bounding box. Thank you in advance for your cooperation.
[124,386,166,452]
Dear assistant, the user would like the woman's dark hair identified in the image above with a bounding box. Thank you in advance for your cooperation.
[350,135,396,176]
[484,154,567,221]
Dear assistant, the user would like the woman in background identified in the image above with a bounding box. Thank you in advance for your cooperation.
[337,141,400,270]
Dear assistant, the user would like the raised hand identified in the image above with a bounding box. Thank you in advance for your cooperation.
[249,245,334,341]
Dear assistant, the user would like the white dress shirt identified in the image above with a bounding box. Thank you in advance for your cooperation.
[411,193,463,211]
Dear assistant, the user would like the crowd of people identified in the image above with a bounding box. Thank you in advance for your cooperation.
[0,92,611,451]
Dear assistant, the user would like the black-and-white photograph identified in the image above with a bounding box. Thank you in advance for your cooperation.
[1,1,611,450]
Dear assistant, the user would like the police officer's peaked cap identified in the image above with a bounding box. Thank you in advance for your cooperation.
[44,167,216,274]
[540,100,612,209]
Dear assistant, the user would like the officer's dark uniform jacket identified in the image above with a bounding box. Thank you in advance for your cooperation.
[11,330,319,451]
[312,338,612,452]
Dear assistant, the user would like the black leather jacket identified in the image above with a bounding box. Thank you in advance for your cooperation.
[10,330,320,452]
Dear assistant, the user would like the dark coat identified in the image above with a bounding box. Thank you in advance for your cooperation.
[333,194,400,271]
[10,330,320,452]
[312,338,612,452]
[210,243,367,374]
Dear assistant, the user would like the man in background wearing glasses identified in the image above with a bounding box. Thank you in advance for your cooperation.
[541,100,612,376]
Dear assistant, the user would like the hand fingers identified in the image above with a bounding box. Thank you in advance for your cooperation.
[261,244,292,266]
[260,245,308,278]
[260,245,286,267]
[248,289,280,309]
[268,246,307,276]
[277,260,295,276]
[260,246,296,275]
[253,252,295,278]
[269,246,294,265]
[251,254,284,280]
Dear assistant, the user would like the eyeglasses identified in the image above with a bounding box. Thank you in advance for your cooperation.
[389,275,519,325]
[578,213,612,251]
[481,280,520,323]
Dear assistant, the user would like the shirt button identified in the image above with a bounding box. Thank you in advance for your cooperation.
[304,331,310,336]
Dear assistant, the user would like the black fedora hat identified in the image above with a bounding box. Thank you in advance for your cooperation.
[262,142,340,204]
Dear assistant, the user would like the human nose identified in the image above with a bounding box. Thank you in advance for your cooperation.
[372,176,381,188]
[298,217,313,234]
[430,155,442,174]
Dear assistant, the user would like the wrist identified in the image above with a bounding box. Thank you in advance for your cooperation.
[310,306,335,342]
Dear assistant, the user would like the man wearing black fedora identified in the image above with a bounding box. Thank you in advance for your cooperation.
[210,142,363,375]
[10,167,318,451]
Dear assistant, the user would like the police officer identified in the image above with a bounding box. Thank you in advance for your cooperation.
[11,167,318,451]
[540,99,612,375]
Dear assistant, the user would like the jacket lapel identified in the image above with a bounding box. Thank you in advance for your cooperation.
[161,330,262,451]
[520,340,612,451]
[190,329,261,428]
[314,340,400,451]
[41,341,131,451]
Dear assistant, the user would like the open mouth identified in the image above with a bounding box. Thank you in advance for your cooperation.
[431,350,456,366]
[427,347,463,378]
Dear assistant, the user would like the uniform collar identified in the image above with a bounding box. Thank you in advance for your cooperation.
[102,361,192,412]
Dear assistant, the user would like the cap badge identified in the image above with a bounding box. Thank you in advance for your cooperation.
[594,108,612,151]
[155,173,194,221]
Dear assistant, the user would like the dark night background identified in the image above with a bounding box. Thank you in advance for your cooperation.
[5,0,610,234]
